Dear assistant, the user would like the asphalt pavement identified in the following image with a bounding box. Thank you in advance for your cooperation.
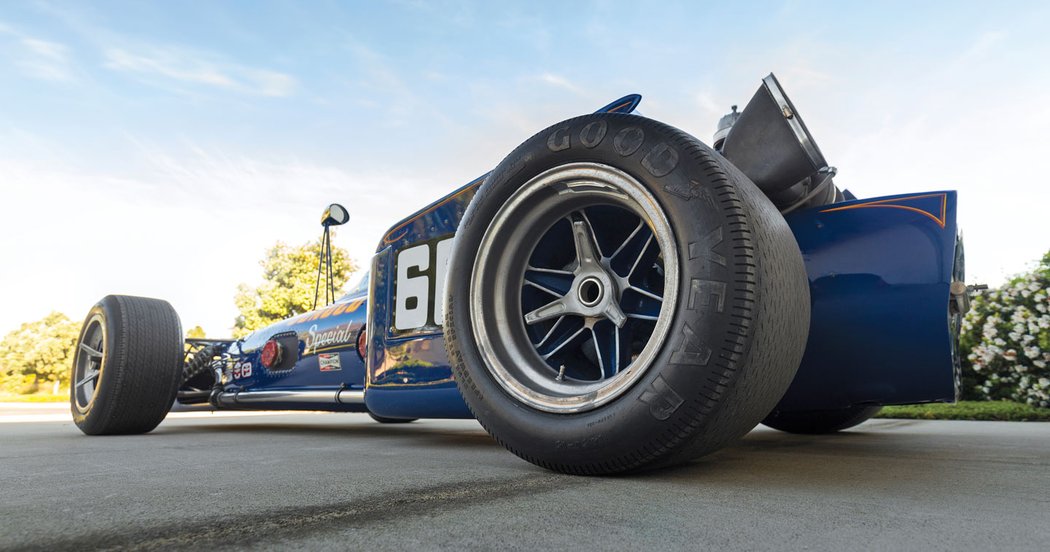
[1,404,1048,551]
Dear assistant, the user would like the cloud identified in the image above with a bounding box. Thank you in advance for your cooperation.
[0,144,449,337]
[4,5,297,96]
[336,39,461,131]
[537,73,585,96]
[103,47,296,97]
[17,37,73,81]
[0,23,75,81]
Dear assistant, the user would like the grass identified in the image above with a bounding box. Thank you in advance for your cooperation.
[876,400,1050,422]
[0,391,68,403]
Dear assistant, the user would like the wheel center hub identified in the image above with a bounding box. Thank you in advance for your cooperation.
[577,276,604,307]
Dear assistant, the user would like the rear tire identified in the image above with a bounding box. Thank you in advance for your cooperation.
[445,113,810,474]
[70,295,184,435]
[763,405,882,434]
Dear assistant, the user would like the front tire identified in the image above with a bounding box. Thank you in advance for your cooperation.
[445,113,810,474]
[70,295,184,435]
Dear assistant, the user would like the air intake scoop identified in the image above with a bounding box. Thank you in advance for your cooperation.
[721,74,837,211]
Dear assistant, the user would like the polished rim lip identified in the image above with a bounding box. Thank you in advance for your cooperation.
[469,162,679,414]
[72,313,106,414]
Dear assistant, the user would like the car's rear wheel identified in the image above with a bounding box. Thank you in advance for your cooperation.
[71,295,184,435]
[763,405,883,434]
[445,113,810,474]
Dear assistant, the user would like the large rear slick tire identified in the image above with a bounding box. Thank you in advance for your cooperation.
[70,295,184,435]
[445,113,810,474]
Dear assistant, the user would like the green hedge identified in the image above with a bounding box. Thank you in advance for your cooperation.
[876,401,1050,421]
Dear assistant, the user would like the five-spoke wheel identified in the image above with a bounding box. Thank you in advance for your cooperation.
[470,163,678,413]
[72,314,106,414]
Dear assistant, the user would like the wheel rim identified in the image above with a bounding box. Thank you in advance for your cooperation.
[73,314,106,413]
[470,162,679,413]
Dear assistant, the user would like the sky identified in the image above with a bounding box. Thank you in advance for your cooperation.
[1,0,1048,337]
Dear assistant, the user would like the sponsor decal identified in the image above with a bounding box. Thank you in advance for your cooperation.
[318,353,341,372]
[226,361,253,382]
[305,322,356,355]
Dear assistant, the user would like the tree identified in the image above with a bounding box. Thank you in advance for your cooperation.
[233,237,357,337]
[960,250,1050,406]
[186,325,207,339]
[0,312,80,394]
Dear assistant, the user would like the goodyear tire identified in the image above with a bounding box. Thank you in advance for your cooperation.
[445,113,810,474]
[763,405,883,434]
[70,295,184,435]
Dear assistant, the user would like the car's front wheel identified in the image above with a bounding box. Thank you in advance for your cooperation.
[71,295,184,435]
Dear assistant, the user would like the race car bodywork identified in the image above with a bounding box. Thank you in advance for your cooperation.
[70,75,970,473]
[362,189,962,419]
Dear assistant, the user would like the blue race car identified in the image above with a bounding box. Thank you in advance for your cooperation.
[70,74,976,475]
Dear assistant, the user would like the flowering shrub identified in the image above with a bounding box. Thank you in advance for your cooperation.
[960,251,1050,407]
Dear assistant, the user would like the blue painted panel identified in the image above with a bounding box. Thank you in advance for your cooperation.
[223,292,369,392]
[365,384,474,420]
[776,191,960,411]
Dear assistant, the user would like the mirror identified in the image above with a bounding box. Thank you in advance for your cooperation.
[321,203,349,227]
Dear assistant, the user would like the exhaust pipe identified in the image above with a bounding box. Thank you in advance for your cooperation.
[212,388,365,408]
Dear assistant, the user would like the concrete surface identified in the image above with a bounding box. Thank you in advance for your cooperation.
[1,405,1048,551]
